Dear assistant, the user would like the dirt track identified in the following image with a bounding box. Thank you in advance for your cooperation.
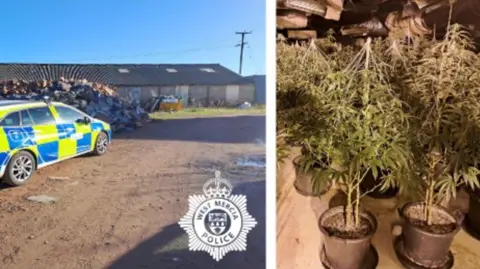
[0,115,266,269]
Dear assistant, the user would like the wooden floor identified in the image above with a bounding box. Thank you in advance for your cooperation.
[276,157,480,269]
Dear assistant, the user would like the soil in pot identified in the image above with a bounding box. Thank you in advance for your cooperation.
[465,188,480,240]
[293,156,331,196]
[399,202,459,268]
[360,169,399,199]
[319,206,378,269]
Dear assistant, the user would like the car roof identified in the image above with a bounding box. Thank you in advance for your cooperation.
[0,100,34,107]
[0,100,69,113]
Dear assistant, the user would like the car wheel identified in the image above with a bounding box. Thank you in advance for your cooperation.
[93,132,109,156]
[3,151,36,186]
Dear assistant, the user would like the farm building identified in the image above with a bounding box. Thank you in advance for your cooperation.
[0,63,257,105]
[245,75,266,105]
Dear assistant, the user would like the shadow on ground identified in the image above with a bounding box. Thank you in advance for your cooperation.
[0,182,14,191]
[106,180,266,269]
[114,116,266,144]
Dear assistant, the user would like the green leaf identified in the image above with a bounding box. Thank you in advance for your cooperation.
[371,164,378,179]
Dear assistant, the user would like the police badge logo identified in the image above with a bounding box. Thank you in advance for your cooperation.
[7,129,25,142]
[178,170,257,261]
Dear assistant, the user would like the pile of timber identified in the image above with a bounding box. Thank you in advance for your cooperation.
[0,79,150,132]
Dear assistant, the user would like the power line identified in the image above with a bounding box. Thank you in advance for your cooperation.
[148,45,237,63]
[246,45,261,75]
[71,43,235,63]
[236,31,252,75]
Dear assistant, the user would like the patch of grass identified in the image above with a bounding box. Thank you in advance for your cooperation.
[149,106,265,119]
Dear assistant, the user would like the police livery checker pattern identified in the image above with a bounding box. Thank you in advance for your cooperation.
[0,100,112,179]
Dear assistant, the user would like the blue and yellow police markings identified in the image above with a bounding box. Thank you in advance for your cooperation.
[74,123,93,154]
[0,128,11,167]
[0,127,39,168]
[56,124,77,158]
[0,119,111,173]
[90,122,110,149]
[33,125,60,163]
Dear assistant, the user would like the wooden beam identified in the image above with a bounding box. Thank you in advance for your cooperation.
[284,0,327,17]
[277,11,309,29]
[326,0,344,11]
[324,6,342,20]
[287,30,317,39]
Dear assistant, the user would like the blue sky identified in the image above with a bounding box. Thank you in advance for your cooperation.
[0,0,265,76]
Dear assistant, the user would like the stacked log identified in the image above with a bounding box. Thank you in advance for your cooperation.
[277,0,480,42]
[0,79,150,133]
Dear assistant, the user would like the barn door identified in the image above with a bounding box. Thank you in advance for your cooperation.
[226,85,240,105]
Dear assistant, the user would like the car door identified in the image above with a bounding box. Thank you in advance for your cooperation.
[0,111,34,167]
[1,111,25,151]
[25,106,60,165]
[53,105,93,156]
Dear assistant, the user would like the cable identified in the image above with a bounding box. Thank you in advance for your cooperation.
[246,45,262,75]
[166,45,237,63]
[76,44,234,62]
[71,43,236,63]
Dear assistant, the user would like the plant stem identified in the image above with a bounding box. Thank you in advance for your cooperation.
[365,40,370,70]
[346,187,353,230]
[427,179,435,225]
[355,178,360,227]
[424,182,430,221]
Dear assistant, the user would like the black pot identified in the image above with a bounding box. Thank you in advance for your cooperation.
[360,169,399,199]
[466,189,480,239]
[318,206,377,269]
[399,202,460,268]
[293,157,331,197]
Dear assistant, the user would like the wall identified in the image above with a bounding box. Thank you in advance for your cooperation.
[188,85,209,103]
[252,76,266,104]
[225,85,239,104]
[116,84,255,106]
[159,86,175,96]
[208,85,227,101]
[224,84,255,105]
[117,86,159,104]
[238,84,255,104]
[175,86,189,102]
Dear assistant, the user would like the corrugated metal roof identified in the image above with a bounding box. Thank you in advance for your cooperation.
[0,63,251,86]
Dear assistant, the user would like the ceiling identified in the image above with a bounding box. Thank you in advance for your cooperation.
[277,0,480,42]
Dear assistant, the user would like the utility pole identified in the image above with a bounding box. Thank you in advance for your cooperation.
[236,31,252,75]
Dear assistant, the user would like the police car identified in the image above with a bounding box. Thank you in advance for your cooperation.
[0,98,112,186]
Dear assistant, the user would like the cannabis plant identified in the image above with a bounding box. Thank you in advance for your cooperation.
[405,24,480,225]
[276,129,291,169]
[277,128,292,201]
[316,39,411,229]
[277,39,331,130]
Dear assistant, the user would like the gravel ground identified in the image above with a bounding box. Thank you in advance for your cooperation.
[0,115,266,269]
